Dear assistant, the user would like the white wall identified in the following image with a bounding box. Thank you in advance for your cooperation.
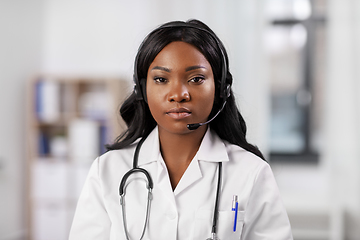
[0,0,44,239]
[324,0,360,238]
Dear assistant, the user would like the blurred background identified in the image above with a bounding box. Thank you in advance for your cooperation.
[1,0,359,239]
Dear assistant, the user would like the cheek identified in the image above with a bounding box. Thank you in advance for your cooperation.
[202,83,215,102]
[205,85,215,101]
[148,99,161,114]
[193,85,216,116]
[146,85,162,117]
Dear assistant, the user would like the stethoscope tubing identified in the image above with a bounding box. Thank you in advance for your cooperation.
[120,186,152,240]
[119,135,153,240]
[211,161,222,237]
[119,133,222,240]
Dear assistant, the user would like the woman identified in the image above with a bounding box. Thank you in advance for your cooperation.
[69,19,293,240]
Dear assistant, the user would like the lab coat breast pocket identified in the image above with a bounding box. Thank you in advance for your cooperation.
[193,209,245,240]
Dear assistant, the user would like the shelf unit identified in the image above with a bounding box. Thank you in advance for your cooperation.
[25,75,129,240]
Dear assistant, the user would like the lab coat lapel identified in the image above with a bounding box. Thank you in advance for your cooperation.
[156,158,177,206]
[135,127,177,205]
[138,127,229,202]
[173,156,202,196]
[174,128,229,196]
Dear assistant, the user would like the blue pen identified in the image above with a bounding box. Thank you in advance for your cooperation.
[232,195,238,232]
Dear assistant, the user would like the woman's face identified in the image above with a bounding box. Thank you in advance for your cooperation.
[146,41,215,135]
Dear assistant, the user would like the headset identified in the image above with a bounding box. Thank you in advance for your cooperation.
[133,22,231,130]
[119,22,231,240]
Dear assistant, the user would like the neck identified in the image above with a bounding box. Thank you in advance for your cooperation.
[158,126,207,189]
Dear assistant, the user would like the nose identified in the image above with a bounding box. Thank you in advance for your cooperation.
[167,82,190,102]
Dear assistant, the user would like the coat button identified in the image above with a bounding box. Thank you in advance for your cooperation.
[166,211,177,220]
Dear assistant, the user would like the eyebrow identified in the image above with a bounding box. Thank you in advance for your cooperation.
[151,65,207,72]
[185,65,207,72]
[151,66,171,72]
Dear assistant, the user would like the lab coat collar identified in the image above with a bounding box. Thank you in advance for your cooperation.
[137,126,161,166]
[137,126,229,167]
[197,127,229,163]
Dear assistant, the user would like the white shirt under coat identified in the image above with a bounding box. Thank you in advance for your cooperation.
[69,126,293,240]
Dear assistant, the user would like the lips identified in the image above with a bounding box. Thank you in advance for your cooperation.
[166,107,191,119]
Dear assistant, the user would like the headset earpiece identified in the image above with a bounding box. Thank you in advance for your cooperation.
[219,79,231,100]
[225,84,231,98]
[140,78,147,103]
[134,76,148,102]
[134,75,143,100]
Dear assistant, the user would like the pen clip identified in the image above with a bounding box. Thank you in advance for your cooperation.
[232,195,238,210]
[232,195,238,232]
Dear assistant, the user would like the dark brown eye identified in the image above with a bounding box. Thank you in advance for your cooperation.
[154,77,167,83]
[189,76,205,84]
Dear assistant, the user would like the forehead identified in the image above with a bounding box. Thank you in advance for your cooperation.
[149,41,212,70]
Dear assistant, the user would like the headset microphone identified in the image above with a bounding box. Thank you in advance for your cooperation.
[187,100,227,130]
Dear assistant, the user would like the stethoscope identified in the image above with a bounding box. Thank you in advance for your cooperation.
[119,133,223,240]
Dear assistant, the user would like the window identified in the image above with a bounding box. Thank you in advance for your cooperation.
[265,0,326,162]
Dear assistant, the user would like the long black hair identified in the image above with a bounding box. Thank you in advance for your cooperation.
[106,19,265,160]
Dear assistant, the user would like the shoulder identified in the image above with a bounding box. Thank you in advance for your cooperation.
[207,129,267,170]
[96,142,138,170]
[222,141,279,201]
[223,140,270,176]
[101,142,137,159]
[97,127,160,170]
[83,143,138,187]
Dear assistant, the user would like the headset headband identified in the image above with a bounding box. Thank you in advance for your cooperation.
[134,22,231,102]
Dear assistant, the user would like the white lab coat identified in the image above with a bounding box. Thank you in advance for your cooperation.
[69,126,293,240]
